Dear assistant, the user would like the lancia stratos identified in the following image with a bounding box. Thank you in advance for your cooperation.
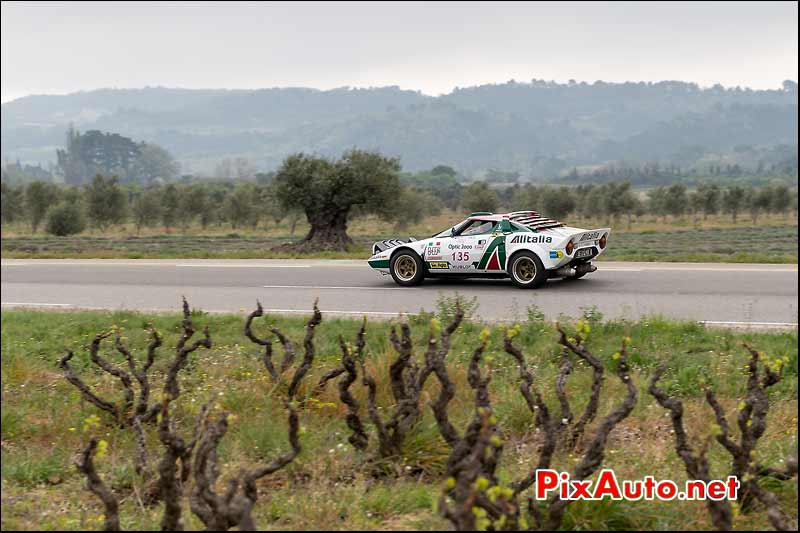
[367,211,610,288]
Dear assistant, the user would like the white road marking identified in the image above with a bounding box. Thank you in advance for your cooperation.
[252,308,415,317]
[176,264,311,268]
[262,285,405,290]
[701,320,798,328]
[0,261,316,268]
[1,261,174,267]
[1,302,72,307]
[630,267,797,272]
[0,302,413,317]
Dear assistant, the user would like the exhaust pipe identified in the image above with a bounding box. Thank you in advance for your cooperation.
[554,263,597,278]
[554,266,576,277]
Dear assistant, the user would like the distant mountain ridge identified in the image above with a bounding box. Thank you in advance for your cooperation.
[2,80,797,177]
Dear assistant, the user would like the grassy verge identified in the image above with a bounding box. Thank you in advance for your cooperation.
[2,213,797,263]
[1,306,797,530]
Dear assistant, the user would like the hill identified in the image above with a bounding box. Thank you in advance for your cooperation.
[1,80,797,178]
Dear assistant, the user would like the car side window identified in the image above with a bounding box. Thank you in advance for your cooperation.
[459,220,497,236]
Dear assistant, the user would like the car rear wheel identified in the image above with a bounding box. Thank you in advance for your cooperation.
[508,251,547,288]
[390,252,424,287]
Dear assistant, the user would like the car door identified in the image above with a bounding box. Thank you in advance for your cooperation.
[442,220,498,273]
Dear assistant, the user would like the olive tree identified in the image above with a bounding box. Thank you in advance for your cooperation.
[461,181,500,214]
[1,182,25,224]
[45,202,86,236]
[696,183,721,219]
[84,174,128,231]
[222,182,260,229]
[160,184,180,232]
[723,185,746,223]
[131,187,164,233]
[273,150,400,251]
[663,184,688,219]
[768,183,791,218]
[540,185,577,220]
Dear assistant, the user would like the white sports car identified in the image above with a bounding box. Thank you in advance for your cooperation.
[368,211,610,288]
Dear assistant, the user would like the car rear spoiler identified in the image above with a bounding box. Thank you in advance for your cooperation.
[570,228,611,244]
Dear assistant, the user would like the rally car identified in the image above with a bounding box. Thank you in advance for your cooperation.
[367,211,610,288]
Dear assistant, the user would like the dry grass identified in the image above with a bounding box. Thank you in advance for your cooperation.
[2,211,797,262]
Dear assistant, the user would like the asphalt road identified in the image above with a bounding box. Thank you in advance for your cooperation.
[1,259,797,328]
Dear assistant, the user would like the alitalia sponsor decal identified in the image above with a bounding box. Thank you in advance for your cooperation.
[476,236,507,270]
[510,234,552,244]
[484,248,502,270]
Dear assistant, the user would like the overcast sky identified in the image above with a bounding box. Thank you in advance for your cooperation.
[1,1,797,103]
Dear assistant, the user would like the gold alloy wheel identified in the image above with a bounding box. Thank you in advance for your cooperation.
[513,257,536,283]
[395,255,417,281]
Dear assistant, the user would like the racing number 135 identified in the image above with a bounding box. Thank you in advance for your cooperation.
[452,251,470,261]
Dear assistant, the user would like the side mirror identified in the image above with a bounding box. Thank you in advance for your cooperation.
[450,227,456,236]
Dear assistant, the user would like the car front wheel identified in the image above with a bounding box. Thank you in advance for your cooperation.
[390,251,424,287]
[508,251,547,288]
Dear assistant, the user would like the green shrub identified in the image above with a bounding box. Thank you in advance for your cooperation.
[45,202,86,236]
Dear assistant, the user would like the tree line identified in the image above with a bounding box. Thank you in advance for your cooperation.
[558,149,798,187]
[1,174,796,238]
[1,175,293,237]
[1,153,797,241]
[462,181,798,226]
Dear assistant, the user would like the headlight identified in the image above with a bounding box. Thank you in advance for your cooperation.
[599,234,607,249]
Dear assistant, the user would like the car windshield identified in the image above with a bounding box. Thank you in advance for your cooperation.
[430,218,498,238]
[458,220,497,236]
[431,220,464,238]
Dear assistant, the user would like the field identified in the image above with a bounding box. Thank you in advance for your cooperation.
[1,304,797,531]
[1,212,798,263]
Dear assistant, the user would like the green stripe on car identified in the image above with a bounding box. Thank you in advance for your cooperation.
[368,259,390,268]
[476,236,507,269]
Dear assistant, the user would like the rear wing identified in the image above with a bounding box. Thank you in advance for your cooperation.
[508,211,564,231]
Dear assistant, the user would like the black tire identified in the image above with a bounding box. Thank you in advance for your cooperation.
[390,251,425,287]
[508,251,547,289]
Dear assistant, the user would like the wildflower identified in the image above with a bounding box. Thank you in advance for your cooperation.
[96,439,109,459]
